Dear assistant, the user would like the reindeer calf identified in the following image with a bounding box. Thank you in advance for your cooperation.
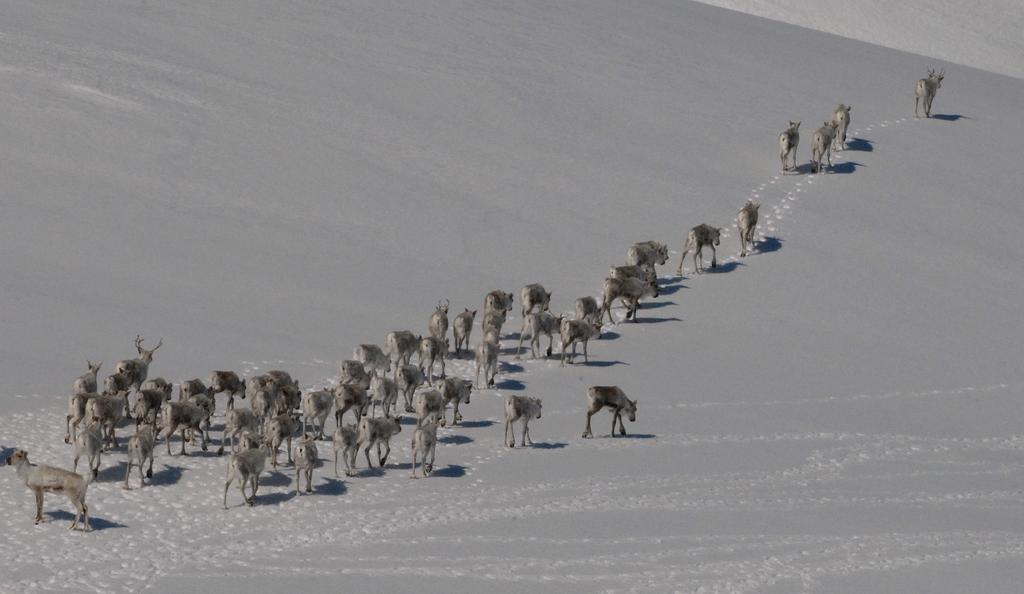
[6,450,91,531]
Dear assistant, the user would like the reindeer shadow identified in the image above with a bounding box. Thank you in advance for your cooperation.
[500,362,524,374]
[253,490,296,506]
[315,478,347,496]
[46,510,127,530]
[97,461,129,482]
[641,301,677,309]
[530,442,568,450]
[827,161,863,174]
[459,420,496,429]
[438,434,473,445]
[597,330,621,340]
[633,316,684,324]
[845,138,873,151]
[0,446,12,461]
[494,378,526,390]
[752,236,783,254]
[261,471,293,487]
[655,283,686,295]
[430,464,467,478]
[704,261,742,274]
[585,359,629,367]
[148,464,185,486]
[930,114,967,121]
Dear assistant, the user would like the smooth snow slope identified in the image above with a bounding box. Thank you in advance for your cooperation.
[3,1,1024,592]
[694,0,1024,80]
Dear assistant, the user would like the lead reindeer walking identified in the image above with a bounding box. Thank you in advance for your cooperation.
[832,105,851,150]
[915,68,945,118]
[778,121,800,173]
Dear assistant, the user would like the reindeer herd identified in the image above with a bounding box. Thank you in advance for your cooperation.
[5,70,948,531]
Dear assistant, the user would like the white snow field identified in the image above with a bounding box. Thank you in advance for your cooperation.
[694,0,1024,80]
[3,1,1024,592]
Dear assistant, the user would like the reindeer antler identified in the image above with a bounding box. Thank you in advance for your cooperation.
[134,334,144,354]
[151,337,163,352]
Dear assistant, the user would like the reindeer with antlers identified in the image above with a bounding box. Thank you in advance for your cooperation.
[915,68,945,118]
[114,335,163,393]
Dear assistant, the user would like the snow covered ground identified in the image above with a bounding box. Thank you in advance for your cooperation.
[694,0,1024,80]
[2,1,1024,592]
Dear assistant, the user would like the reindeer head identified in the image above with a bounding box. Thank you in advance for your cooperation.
[436,299,450,314]
[135,335,163,362]
[789,120,801,130]
[87,361,102,375]
[625,398,638,422]
[532,397,543,419]
[712,227,722,246]
[5,449,28,466]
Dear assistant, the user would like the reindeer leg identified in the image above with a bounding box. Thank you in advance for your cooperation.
[34,489,44,524]
[710,244,717,269]
[583,410,595,438]
[505,419,514,447]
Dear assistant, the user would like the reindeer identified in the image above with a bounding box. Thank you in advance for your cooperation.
[132,388,170,429]
[452,309,477,357]
[832,105,851,150]
[124,426,156,489]
[515,311,564,359]
[429,300,450,343]
[339,359,371,390]
[333,384,369,427]
[737,200,760,257]
[385,330,420,377]
[610,264,656,286]
[65,392,98,445]
[504,395,542,448]
[575,296,600,325]
[357,415,402,468]
[626,241,669,274]
[85,390,130,450]
[676,224,722,275]
[418,336,448,386]
[396,365,425,413]
[810,121,839,173]
[475,335,500,388]
[482,310,507,338]
[208,371,245,410]
[598,274,655,321]
[779,120,800,173]
[223,440,271,508]
[300,389,334,439]
[353,344,391,378]
[369,375,400,418]
[140,377,173,400]
[294,436,318,495]
[264,412,302,468]
[484,290,514,317]
[410,421,438,478]
[582,386,637,438]
[6,450,91,531]
[332,424,360,477]
[219,408,262,455]
[915,68,945,118]
[72,361,102,395]
[439,377,472,426]
[560,319,602,366]
[520,283,552,324]
[599,276,659,323]
[103,372,132,397]
[114,335,162,392]
[161,400,210,455]
[178,378,208,402]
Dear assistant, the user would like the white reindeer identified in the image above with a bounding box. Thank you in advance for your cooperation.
[429,300,450,342]
[6,450,91,531]
[300,389,334,439]
[223,440,270,508]
[915,68,945,118]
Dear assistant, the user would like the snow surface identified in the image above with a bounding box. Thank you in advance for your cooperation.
[2,0,1024,592]
[694,0,1024,80]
